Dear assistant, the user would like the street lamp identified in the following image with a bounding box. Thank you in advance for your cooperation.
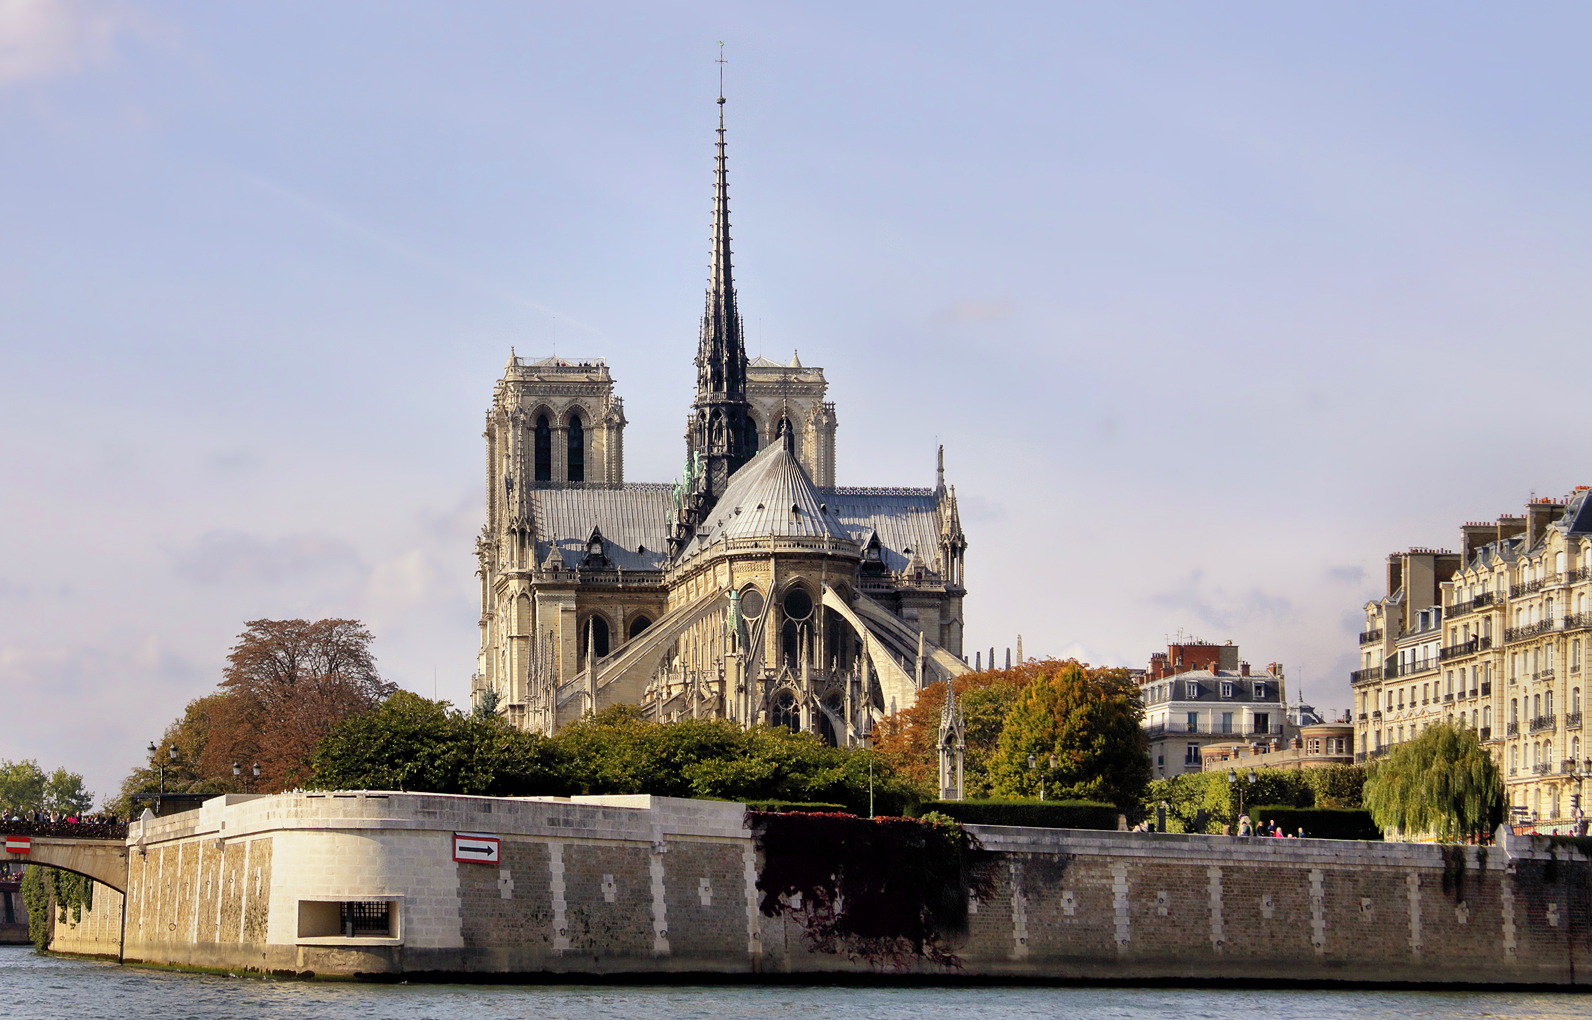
[1565,757,1592,836]
[1028,754,1059,801]
[1227,766,1257,830]
[147,741,175,796]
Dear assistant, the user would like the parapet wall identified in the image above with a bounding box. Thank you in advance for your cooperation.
[46,792,1592,984]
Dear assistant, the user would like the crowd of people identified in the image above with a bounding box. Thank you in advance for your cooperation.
[2,810,119,824]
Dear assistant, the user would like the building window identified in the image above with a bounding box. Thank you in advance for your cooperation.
[567,415,585,482]
[1253,712,1270,735]
[1254,682,1267,699]
[534,415,552,481]
[1185,681,1199,699]
[1221,712,1234,735]
[1184,743,1200,764]
[1186,711,1199,733]
[1221,681,1234,698]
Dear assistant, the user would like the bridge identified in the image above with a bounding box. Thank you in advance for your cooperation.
[1,822,129,891]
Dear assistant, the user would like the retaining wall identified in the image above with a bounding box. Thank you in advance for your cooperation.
[45,792,1592,984]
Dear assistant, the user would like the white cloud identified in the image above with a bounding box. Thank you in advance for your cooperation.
[0,0,129,87]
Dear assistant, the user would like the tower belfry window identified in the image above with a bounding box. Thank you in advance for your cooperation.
[534,415,552,481]
[567,416,584,482]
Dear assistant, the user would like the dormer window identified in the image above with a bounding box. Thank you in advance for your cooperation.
[1254,682,1267,699]
[1185,680,1200,699]
[1221,682,1234,698]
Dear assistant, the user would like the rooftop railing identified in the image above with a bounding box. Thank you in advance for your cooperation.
[1359,628,1384,645]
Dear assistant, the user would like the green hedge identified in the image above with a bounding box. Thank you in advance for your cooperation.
[1250,805,1382,841]
[912,799,1120,830]
[744,800,851,814]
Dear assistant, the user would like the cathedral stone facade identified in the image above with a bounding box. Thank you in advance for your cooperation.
[474,94,970,742]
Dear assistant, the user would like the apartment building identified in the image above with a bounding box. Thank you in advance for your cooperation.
[1351,488,1592,831]
[1140,641,1287,778]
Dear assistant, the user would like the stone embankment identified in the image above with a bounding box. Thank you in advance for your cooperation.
[36,792,1592,985]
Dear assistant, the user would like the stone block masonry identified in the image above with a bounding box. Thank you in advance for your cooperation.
[42,791,1592,985]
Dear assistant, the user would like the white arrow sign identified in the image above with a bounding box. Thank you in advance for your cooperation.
[452,833,499,864]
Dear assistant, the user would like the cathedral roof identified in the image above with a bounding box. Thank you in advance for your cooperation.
[824,490,944,574]
[692,439,855,546]
[529,484,673,571]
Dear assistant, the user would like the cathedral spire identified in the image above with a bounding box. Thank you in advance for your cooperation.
[682,76,755,520]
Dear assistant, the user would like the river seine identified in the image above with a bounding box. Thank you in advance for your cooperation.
[1,946,1584,1020]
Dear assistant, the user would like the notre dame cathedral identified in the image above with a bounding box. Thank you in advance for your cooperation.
[473,93,970,744]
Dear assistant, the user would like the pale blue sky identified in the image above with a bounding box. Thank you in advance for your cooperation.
[4,2,1592,797]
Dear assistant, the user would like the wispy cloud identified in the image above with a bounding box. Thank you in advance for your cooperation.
[1150,570,1297,632]
[168,531,367,586]
[0,0,133,88]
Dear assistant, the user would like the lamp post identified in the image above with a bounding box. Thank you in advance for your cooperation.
[1028,754,1058,801]
[148,741,176,796]
[234,762,260,794]
[1227,766,1256,831]
[1566,757,1592,836]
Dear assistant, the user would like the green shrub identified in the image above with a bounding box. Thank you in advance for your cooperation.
[912,799,1119,830]
[743,800,849,814]
[1250,805,1382,841]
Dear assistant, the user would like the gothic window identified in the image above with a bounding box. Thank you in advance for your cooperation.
[567,414,585,482]
[534,415,552,481]
[744,416,759,454]
[628,616,652,640]
[739,586,765,620]
[581,615,610,662]
[783,586,813,622]
[771,689,800,733]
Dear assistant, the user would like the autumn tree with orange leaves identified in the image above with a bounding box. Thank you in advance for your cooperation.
[117,619,396,809]
[873,658,1138,799]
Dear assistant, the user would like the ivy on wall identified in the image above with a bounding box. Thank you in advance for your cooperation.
[19,865,94,952]
[749,810,994,969]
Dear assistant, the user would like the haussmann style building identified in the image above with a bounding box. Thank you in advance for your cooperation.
[1352,487,1592,831]
[472,93,971,741]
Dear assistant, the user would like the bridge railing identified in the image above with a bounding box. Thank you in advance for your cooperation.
[0,820,128,840]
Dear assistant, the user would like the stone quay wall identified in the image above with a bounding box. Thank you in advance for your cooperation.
[43,791,1592,985]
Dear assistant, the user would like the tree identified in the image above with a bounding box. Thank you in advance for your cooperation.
[873,658,1133,797]
[309,692,569,796]
[214,618,395,791]
[43,769,93,816]
[0,760,47,815]
[986,663,1151,816]
[1363,723,1503,842]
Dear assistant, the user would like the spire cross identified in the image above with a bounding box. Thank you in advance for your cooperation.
[717,42,726,102]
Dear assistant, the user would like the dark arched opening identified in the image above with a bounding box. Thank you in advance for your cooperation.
[771,689,800,733]
[567,415,585,482]
[582,615,609,662]
[627,616,651,640]
[534,415,552,481]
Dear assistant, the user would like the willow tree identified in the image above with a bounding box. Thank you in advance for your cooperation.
[1363,724,1503,841]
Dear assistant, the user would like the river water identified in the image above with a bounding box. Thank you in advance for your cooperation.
[0,946,1584,1020]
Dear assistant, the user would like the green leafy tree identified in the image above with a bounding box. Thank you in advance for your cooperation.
[987,663,1151,817]
[43,769,93,816]
[873,658,1133,797]
[0,760,47,815]
[1363,723,1503,842]
[309,699,923,815]
[1146,765,1368,834]
[309,691,570,796]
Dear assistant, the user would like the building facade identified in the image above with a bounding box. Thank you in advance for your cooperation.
[1138,641,1291,778]
[474,94,970,740]
[1352,488,1592,831]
